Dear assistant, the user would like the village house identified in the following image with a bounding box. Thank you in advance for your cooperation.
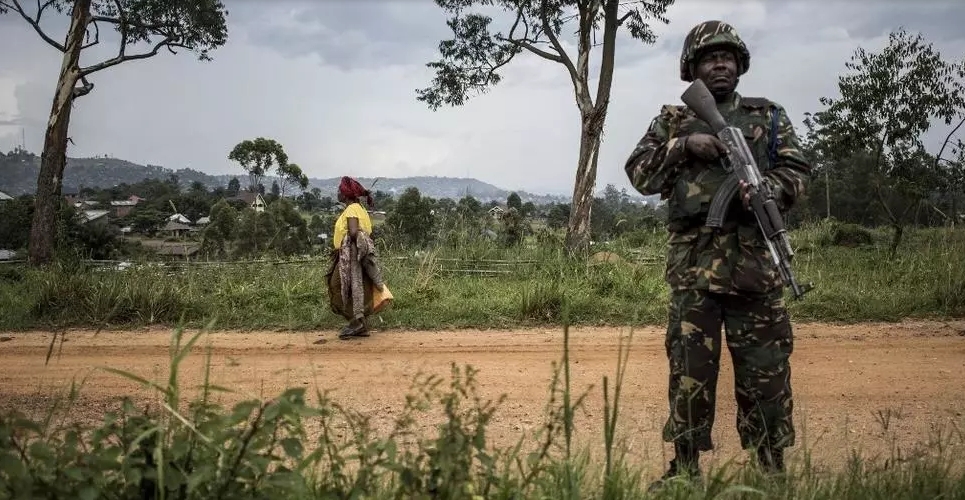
[63,188,82,206]
[160,213,195,238]
[109,195,143,218]
[80,209,110,227]
[160,220,193,238]
[229,191,268,213]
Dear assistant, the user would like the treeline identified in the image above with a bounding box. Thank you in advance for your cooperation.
[0,169,667,261]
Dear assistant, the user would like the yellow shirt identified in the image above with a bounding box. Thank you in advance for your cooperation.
[333,202,373,249]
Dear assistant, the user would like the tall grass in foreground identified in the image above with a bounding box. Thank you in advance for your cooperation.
[2,321,964,499]
[0,221,963,331]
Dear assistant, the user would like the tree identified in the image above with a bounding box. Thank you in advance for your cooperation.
[228,137,289,192]
[266,198,310,256]
[386,187,435,248]
[805,28,965,255]
[0,0,229,265]
[521,200,536,217]
[500,207,525,246]
[507,191,522,210]
[0,195,34,250]
[546,202,570,230]
[234,208,275,259]
[277,162,309,198]
[457,195,483,219]
[200,199,237,259]
[226,177,241,196]
[416,0,674,255]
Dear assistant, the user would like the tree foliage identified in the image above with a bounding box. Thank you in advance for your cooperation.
[0,0,228,97]
[507,192,522,210]
[277,163,310,198]
[385,187,436,248]
[416,0,672,112]
[804,28,965,253]
[228,138,289,193]
[200,199,237,259]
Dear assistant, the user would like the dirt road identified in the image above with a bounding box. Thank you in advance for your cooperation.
[2,320,964,476]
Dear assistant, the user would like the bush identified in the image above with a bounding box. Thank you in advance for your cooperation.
[815,219,875,248]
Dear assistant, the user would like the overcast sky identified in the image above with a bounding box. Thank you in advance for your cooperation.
[1,0,963,196]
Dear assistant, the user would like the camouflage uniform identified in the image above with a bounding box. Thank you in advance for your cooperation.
[624,21,811,470]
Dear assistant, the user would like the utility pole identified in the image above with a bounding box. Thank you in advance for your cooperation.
[825,168,831,219]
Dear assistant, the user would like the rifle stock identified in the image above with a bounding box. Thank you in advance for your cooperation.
[680,79,814,300]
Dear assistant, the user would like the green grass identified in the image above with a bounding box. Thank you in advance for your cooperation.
[2,321,963,499]
[1,220,963,331]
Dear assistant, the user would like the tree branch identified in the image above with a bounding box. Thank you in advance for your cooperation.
[934,115,965,170]
[502,39,563,63]
[72,75,94,98]
[577,0,595,83]
[539,0,585,110]
[874,181,898,225]
[78,0,201,76]
[7,0,66,52]
[81,16,99,49]
[496,8,563,63]
[79,36,180,76]
[594,0,620,114]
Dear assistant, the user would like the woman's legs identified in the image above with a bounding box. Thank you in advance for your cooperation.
[338,240,369,339]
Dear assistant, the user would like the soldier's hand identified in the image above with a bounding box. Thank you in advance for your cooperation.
[739,180,752,210]
[685,133,728,161]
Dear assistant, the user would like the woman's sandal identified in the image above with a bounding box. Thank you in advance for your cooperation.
[338,320,369,340]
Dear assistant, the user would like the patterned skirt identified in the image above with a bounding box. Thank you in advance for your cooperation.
[325,231,392,320]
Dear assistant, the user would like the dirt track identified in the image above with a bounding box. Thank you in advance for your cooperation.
[2,320,965,476]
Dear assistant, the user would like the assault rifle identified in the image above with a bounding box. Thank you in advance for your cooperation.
[680,79,814,299]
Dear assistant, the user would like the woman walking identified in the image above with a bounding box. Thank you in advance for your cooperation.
[326,176,391,340]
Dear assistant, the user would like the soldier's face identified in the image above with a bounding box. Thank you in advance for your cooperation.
[695,49,739,95]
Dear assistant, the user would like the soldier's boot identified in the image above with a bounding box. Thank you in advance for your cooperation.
[647,442,701,493]
[756,446,785,475]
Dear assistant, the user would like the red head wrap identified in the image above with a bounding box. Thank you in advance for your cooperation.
[338,176,373,207]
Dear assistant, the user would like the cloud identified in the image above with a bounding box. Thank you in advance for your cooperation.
[240,1,451,70]
[1,0,963,197]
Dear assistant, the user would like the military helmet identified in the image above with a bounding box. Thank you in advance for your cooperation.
[679,20,750,82]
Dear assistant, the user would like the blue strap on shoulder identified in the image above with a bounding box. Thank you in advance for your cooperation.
[766,104,780,170]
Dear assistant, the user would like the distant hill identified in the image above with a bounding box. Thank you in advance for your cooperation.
[0,149,658,205]
[0,151,576,204]
[0,152,219,196]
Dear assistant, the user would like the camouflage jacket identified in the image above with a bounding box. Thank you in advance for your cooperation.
[624,91,811,295]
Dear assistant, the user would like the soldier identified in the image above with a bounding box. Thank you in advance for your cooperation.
[624,20,812,488]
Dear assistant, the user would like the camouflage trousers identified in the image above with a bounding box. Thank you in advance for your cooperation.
[661,288,795,452]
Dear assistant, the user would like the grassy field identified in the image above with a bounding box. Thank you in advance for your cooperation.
[1,219,964,331]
